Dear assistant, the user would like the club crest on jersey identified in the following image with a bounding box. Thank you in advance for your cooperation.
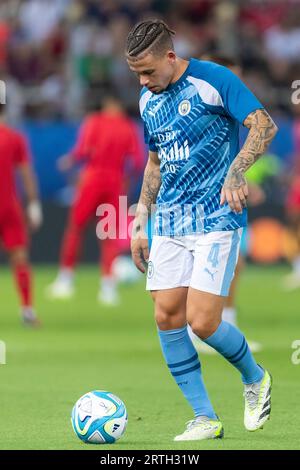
[178,99,191,116]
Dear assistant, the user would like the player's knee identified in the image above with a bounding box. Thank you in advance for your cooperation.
[155,308,171,330]
[190,321,219,340]
[9,248,28,266]
[151,290,187,330]
[154,303,185,330]
[67,220,84,234]
[189,313,220,340]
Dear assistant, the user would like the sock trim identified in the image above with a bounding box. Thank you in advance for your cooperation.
[224,336,246,362]
[230,344,249,365]
[167,352,198,369]
[171,362,201,377]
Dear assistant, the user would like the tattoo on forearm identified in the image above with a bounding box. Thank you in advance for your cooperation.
[133,224,142,236]
[224,109,278,189]
[132,163,161,238]
[140,166,161,213]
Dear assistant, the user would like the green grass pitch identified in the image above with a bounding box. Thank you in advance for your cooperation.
[0,264,299,450]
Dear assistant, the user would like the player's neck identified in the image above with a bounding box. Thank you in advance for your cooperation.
[103,105,123,115]
[170,58,189,85]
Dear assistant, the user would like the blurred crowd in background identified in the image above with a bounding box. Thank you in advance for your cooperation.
[1,0,300,120]
[0,0,300,266]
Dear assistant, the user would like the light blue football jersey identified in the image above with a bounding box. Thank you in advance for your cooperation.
[139,58,263,236]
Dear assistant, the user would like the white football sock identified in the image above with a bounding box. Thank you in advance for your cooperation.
[292,256,300,275]
[101,276,117,294]
[21,306,36,320]
[57,268,74,285]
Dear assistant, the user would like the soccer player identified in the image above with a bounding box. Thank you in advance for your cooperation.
[126,20,278,441]
[0,104,42,325]
[47,93,144,305]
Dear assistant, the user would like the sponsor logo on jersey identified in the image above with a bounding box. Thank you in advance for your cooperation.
[159,140,190,162]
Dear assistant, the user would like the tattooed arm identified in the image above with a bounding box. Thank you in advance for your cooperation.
[131,151,161,272]
[220,109,278,214]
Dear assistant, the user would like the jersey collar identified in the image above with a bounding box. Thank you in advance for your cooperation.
[164,58,193,92]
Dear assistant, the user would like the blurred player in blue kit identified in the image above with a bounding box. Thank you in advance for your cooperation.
[126,20,278,441]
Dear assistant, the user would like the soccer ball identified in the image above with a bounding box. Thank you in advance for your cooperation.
[71,390,128,444]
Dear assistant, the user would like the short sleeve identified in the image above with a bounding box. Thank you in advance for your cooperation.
[139,87,157,152]
[13,132,31,166]
[143,122,157,152]
[127,121,145,171]
[219,67,264,124]
[72,116,95,161]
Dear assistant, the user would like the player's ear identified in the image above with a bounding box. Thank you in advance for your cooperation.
[166,51,176,64]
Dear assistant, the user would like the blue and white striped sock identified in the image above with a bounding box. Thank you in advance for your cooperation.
[203,321,264,384]
[158,325,216,419]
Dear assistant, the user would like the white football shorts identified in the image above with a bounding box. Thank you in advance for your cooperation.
[146,228,243,296]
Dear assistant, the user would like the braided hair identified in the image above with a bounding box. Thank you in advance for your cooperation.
[126,19,175,58]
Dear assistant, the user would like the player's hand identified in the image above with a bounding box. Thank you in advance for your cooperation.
[220,177,248,214]
[27,200,43,231]
[58,154,73,172]
[131,231,149,273]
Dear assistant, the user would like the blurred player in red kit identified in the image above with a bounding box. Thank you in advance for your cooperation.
[47,93,144,305]
[0,104,42,325]
[283,108,300,290]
